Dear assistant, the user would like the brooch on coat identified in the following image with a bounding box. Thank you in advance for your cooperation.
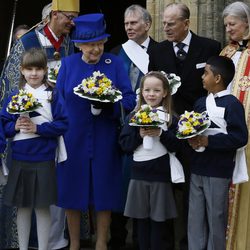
[105,58,112,64]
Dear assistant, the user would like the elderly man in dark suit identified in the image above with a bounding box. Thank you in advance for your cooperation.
[148,3,221,115]
[148,3,221,250]
[110,4,157,250]
[112,4,158,92]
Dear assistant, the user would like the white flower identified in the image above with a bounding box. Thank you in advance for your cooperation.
[166,73,182,95]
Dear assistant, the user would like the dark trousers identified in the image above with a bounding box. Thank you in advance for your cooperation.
[174,144,193,250]
[110,212,129,247]
[137,218,174,250]
[109,154,137,248]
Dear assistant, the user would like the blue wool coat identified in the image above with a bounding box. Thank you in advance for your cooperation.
[56,52,136,211]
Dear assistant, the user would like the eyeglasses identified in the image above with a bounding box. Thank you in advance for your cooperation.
[163,18,188,28]
[60,12,76,21]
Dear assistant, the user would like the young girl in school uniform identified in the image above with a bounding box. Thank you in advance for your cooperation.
[119,71,181,250]
[1,48,68,250]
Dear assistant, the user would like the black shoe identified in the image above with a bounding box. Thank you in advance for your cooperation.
[108,239,126,250]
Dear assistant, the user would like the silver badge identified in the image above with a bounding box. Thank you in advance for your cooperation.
[105,58,112,64]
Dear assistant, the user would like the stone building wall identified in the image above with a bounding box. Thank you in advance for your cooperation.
[147,0,250,46]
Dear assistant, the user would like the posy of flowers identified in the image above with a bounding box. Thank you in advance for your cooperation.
[176,111,210,139]
[129,104,163,127]
[7,89,42,114]
[73,71,122,103]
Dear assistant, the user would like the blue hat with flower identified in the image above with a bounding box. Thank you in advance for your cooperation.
[71,13,110,43]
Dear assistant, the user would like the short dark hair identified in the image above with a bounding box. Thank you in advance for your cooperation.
[206,56,235,88]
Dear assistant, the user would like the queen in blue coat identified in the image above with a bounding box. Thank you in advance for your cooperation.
[56,13,136,249]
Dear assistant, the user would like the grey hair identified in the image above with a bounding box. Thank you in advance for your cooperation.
[42,3,52,21]
[222,1,250,39]
[124,4,152,24]
[74,38,108,48]
[164,3,190,20]
[74,42,81,49]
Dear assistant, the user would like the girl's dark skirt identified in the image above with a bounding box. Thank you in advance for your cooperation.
[4,160,57,208]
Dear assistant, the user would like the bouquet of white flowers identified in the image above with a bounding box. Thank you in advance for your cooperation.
[7,89,42,114]
[176,111,210,139]
[129,104,165,149]
[73,71,123,115]
[7,89,43,133]
[176,110,211,153]
[129,104,163,127]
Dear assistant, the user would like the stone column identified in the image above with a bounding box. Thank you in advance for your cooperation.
[197,0,226,45]
[147,0,167,42]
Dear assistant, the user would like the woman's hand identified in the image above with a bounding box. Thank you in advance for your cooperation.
[91,101,113,109]
[188,135,208,150]
[15,116,37,133]
[139,127,161,138]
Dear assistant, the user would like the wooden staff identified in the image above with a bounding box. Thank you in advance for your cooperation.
[6,0,18,58]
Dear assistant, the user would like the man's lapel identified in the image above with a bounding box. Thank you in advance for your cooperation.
[148,37,158,50]
[181,33,203,80]
[164,41,178,73]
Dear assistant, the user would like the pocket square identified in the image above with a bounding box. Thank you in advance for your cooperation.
[196,62,206,69]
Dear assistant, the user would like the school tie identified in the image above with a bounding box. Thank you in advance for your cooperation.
[176,42,187,61]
